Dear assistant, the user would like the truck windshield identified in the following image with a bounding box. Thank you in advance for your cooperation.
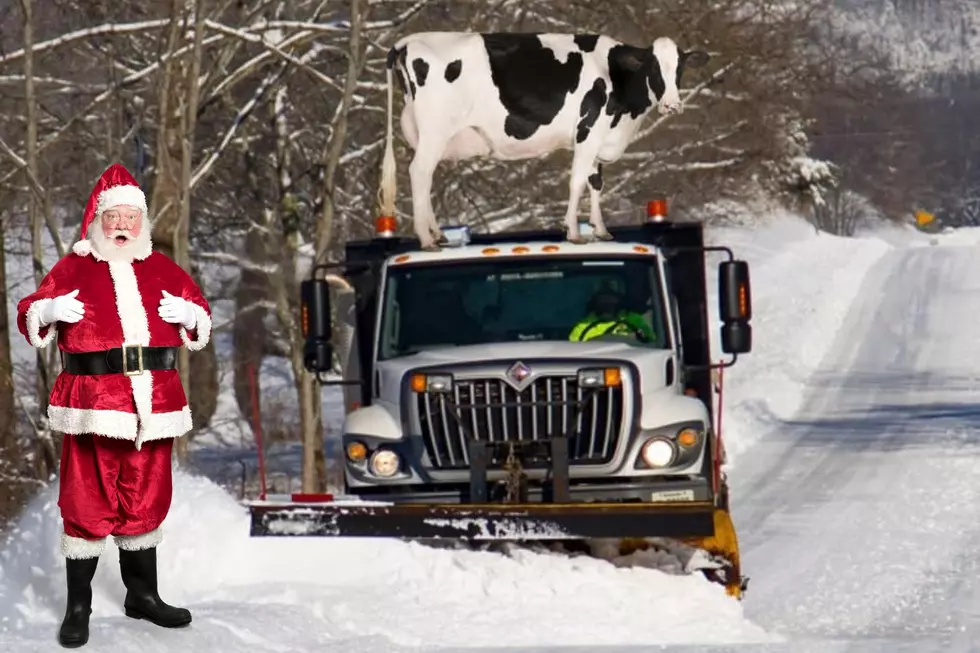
[378,255,671,360]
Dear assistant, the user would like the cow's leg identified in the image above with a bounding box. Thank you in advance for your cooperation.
[588,162,612,241]
[563,150,600,244]
[408,131,452,251]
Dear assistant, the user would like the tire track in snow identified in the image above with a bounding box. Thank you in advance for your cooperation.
[727,246,980,646]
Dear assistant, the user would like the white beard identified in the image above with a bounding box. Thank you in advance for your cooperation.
[90,221,153,262]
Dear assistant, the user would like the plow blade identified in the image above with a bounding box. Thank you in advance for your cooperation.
[617,507,746,599]
[248,500,716,540]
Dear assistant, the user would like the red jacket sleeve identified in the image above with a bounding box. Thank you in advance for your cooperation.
[16,256,73,349]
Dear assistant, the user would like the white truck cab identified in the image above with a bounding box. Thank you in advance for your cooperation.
[339,231,717,504]
[254,207,754,599]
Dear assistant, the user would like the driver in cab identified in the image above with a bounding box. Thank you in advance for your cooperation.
[568,279,656,343]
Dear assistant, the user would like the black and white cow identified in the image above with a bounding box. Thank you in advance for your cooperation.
[377,31,710,250]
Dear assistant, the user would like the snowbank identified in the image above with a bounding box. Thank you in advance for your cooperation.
[704,211,927,464]
[0,471,775,651]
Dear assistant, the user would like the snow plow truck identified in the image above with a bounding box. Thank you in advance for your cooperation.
[246,200,753,599]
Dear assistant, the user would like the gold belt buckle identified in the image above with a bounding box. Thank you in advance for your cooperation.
[121,343,144,376]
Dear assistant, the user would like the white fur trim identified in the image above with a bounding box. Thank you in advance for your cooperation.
[114,527,162,551]
[72,240,92,257]
[61,532,106,559]
[96,184,147,216]
[179,302,211,352]
[107,261,154,448]
[48,405,191,444]
[25,298,58,348]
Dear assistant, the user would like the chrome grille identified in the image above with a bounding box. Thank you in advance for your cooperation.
[416,374,625,469]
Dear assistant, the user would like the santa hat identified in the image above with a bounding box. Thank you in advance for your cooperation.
[80,164,148,239]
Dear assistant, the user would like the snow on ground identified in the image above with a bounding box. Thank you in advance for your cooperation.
[0,472,774,651]
[0,209,937,651]
[704,211,928,464]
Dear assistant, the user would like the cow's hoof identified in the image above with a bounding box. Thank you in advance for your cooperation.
[421,242,441,252]
[566,235,588,245]
[592,230,614,241]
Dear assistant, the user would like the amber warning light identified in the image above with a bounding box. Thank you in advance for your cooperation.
[375,214,397,238]
[647,198,668,222]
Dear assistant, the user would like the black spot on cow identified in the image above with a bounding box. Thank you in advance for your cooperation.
[444,59,462,83]
[605,44,657,128]
[574,34,599,52]
[481,32,584,140]
[412,58,430,87]
[588,163,603,191]
[576,78,606,143]
[388,46,412,97]
[386,46,401,70]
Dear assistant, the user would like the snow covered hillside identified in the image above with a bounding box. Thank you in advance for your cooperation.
[2,210,959,651]
[835,0,980,84]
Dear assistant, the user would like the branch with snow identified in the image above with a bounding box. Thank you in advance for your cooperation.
[0,19,170,66]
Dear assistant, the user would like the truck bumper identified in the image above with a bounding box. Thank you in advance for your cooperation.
[248,499,717,540]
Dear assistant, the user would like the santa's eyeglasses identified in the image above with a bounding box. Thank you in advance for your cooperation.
[101,210,140,226]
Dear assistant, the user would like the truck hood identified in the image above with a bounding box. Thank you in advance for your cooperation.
[376,341,677,395]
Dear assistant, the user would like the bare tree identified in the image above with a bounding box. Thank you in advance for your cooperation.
[18,0,62,480]
[0,203,16,458]
[148,0,214,463]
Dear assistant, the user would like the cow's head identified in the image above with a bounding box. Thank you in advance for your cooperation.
[641,37,709,115]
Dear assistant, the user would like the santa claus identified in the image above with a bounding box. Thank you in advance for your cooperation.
[16,164,212,647]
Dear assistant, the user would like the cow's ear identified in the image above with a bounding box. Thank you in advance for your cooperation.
[682,49,710,69]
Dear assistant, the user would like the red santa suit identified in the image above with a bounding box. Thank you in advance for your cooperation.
[16,164,212,561]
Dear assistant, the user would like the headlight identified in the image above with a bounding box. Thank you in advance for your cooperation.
[640,437,676,468]
[410,373,453,393]
[369,449,401,477]
[577,367,622,388]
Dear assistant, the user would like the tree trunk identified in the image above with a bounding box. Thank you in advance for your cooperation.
[0,213,15,450]
[0,208,36,532]
[314,0,366,263]
[187,260,219,429]
[21,0,58,479]
[289,0,367,494]
[232,224,269,426]
[149,0,215,459]
[295,352,324,492]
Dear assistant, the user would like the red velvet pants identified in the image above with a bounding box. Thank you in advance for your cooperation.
[59,434,173,555]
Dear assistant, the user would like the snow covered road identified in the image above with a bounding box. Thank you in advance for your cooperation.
[730,243,980,650]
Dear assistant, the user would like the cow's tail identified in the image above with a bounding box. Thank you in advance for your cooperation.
[378,47,398,220]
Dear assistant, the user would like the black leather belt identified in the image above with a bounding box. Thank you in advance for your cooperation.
[61,346,178,376]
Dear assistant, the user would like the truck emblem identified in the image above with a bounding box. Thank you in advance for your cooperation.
[506,361,533,390]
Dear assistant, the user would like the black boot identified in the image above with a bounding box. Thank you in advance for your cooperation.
[118,547,191,628]
[59,557,99,648]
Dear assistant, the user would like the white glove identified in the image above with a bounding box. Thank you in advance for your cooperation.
[158,290,197,329]
[41,289,85,325]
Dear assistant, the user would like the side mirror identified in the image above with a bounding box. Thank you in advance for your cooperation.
[718,260,752,354]
[301,277,333,373]
[721,320,752,354]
